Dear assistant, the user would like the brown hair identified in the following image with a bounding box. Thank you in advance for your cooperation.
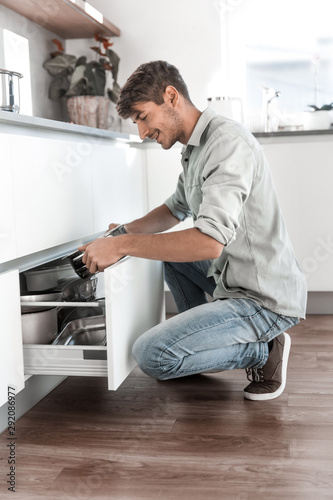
[116,60,192,119]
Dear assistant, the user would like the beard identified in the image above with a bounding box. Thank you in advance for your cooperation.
[160,104,183,149]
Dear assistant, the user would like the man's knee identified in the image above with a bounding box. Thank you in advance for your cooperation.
[132,333,181,381]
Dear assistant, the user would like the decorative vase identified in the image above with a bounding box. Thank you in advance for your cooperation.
[66,96,110,129]
[302,110,331,131]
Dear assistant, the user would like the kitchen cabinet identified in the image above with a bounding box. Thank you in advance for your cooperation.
[145,145,193,231]
[0,255,163,406]
[259,136,333,291]
[21,256,164,390]
[91,143,147,232]
[11,134,95,258]
[0,114,164,408]
[0,270,24,407]
[0,134,17,264]
[0,0,120,39]
[144,134,333,292]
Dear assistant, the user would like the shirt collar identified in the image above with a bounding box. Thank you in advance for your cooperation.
[186,107,216,147]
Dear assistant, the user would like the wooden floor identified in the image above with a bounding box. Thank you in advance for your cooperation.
[1,315,333,499]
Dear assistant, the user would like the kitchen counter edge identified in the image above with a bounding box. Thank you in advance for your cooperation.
[1,111,332,144]
[0,111,140,145]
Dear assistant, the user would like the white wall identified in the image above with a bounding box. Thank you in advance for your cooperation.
[0,1,222,124]
[68,0,222,111]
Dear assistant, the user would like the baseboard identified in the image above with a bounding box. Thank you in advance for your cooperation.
[0,375,66,435]
[306,292,333,314]
[165,290,178,314]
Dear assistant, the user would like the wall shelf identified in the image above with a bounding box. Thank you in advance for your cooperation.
[0,0,120,38]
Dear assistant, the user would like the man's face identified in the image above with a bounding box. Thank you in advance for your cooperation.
[131,99,183,150]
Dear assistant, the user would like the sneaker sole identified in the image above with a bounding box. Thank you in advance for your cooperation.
[244,332,291,401]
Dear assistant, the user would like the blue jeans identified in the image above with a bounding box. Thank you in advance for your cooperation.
[132,260,299,380]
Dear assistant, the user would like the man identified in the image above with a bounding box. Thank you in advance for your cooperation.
[80,60,307,401]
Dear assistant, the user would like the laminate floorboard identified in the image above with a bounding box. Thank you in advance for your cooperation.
[1,314,333,499]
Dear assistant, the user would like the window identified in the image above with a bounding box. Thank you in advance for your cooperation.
[221,0,333,130]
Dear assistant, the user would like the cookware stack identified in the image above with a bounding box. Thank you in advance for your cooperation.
[20,259,105,346]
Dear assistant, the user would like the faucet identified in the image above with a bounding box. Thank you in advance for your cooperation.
[263,87,281,132]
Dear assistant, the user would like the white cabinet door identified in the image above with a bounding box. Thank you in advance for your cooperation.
[11,134,94,257]
[105,257,165,389]
[23,257,165,389]
[91,143,147,232]
[0,270,25,406]
[0,134,17,263]
[261,139,333,291]
[146,145,182,211]
[145,145,193,231]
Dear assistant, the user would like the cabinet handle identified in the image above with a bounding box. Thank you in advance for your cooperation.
[83,350,107,360]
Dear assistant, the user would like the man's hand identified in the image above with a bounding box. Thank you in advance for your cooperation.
[108,222,121,232]
[77,226,223,274]
[78,237,124,274]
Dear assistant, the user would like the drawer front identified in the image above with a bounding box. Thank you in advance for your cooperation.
[0,270,25,405]
[23,257,165,390]
[23,345,107,377]
[105,256,165,389]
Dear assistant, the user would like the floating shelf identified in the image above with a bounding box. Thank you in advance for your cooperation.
[0,0,120,38]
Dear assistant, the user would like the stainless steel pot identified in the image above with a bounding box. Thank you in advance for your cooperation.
[21,291,61,344]
[21,307,58,344]
[20,291,62,313]
[24,263,77,292]
[67,224,127,279]
[0,68,23,113]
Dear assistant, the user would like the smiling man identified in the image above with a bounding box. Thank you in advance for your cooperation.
[80,60,307,401]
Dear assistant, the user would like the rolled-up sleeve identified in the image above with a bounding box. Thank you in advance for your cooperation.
[164,171,192,221]
[194,134,257,246]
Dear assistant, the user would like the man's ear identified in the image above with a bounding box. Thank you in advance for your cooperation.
[164,86,178,106]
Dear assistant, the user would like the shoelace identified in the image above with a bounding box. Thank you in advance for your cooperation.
[246,367,264,383]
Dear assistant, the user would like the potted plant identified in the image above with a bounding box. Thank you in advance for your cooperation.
[303,103,333,131]
[43,36,121,129]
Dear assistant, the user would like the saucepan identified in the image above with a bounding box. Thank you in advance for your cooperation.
[21,291,62,344]
[23,262,77,292]
[0,68,23,113]
[67,224,127,279]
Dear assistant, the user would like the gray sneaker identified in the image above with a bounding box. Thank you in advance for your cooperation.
[243,332,291,401]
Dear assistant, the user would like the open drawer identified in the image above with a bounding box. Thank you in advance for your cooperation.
[23,257,165,390]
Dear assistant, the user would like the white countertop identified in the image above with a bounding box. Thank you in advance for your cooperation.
[1,110,332,146]
[0,110,140,143]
